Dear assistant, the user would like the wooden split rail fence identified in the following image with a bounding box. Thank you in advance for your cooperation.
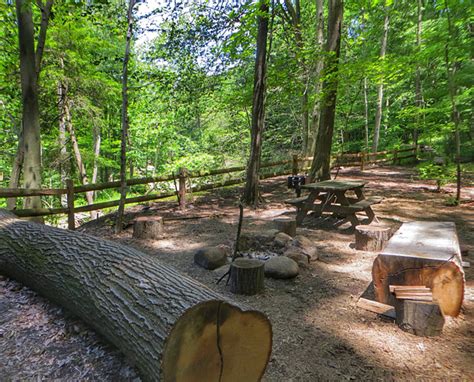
[0,146,416,228]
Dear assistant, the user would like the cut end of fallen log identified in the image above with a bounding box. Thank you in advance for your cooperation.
[163,301,272,382]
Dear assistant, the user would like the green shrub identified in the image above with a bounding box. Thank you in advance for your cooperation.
[417,161,456,192]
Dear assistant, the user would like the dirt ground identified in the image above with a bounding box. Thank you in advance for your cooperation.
[1,166,473,381]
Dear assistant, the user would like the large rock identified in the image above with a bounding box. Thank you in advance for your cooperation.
[287,235,318,262]
[283,247,310,267]
[274,232,293,247]
[264,256,299,279]
[238,229,279,252]
[194,247,228,270]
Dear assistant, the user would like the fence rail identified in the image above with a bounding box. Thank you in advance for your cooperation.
[0,146,417,227]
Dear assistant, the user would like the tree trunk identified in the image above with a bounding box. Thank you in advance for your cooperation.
[372,5,390,153]
[443,0,462,202]
[91,124,101,197]
[0,210,272,382]
[309,0,325,155]
[58,69,69,207]
[6,132,24,210]
[15,0,42,217]
[363,77,370,152]
[116,0,136,232]
[309,0,344,181]
[243,0,269,206]
[65,101,94,210]
[413,0,423,147]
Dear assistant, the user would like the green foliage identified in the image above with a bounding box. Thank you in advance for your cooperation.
[417,161,456,191]
[0,0,471,210]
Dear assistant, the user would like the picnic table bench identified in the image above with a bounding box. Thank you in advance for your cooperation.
[285,180,382,229]
[372,221,465,317]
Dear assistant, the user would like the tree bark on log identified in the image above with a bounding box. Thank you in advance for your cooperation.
[0,210,272,382]
[230,258,265,295]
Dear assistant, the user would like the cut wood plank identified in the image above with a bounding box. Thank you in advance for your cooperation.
[389,285,430,293]
[394,295,433,302]
[356,297,396,319]
[372,221,464,317]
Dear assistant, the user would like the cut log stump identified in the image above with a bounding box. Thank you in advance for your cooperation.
[230,258,265,295]
[0,210,272,382]
[273,217,296,237]
[395,299,445,337]
[133,215,163,239]
[355,224,391,251]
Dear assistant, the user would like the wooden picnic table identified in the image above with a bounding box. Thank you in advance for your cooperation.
[292,180,382,228]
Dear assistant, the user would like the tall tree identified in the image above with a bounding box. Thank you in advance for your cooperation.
[309,0,325,155]
[243,0,270,206]
[443,0,461,202]
[413,0,423,147]
[116,0,136,232]
[14,0,52,215]
[372,2,390,153]
[309,0,343,181]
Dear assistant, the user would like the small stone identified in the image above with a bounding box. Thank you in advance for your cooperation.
[264,256,299,279]
[274,232,293,247]
[194,247,228,270]
[283,247,310,267]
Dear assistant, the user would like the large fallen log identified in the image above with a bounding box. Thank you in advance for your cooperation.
[0,210,272,382]
[372,221,464,317]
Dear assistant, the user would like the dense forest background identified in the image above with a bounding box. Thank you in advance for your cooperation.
[0,0,472,211]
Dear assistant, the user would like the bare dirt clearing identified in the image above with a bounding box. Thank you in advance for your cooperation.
[1,166,473,381]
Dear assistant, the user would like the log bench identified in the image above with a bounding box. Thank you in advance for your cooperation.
[372,221,465,317]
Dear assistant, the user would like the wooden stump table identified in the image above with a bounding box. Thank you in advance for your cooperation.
[372,221,465,317]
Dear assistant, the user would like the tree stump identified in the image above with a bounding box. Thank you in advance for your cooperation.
[230,258,265,295]
[133,216,163,239]
[355,224,391,251]
[395,299,445,337]
[273,217,297,237]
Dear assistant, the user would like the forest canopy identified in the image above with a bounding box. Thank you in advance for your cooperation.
[0,0,472,210]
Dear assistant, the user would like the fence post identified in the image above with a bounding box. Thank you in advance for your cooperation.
[292,154,299,175]
[360,152,365,171]
[178,167,187,210]
[66,179,75,230]
[393,149,398,165]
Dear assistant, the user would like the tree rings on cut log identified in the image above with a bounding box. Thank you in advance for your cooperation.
[355,224,391,251]
[273,217,297,237]
[394,300,445,337]
[133,215,163,239]
[230,258,265,295]
[162,301,272,381]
